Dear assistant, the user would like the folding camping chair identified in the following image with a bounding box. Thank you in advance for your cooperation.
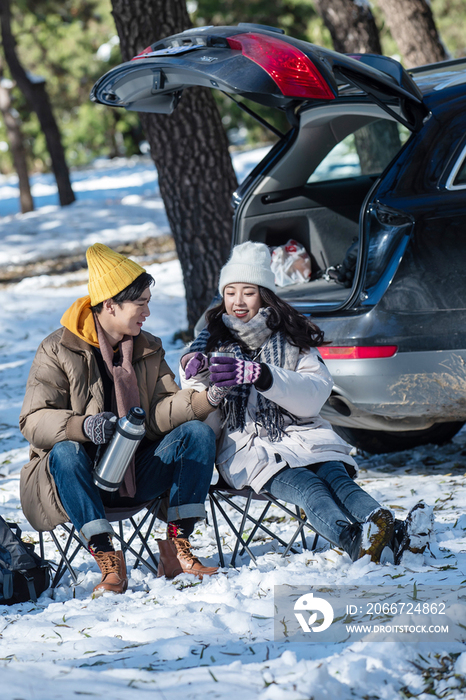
[39,496,164,588]
[209,478,319,568]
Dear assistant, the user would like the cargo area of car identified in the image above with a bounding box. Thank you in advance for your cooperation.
[237,176,369,304]
[234,102,408,306]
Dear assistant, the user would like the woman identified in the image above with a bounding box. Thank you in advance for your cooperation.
[181,241,432,564]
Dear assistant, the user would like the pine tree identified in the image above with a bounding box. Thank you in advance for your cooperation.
[110,0,238,331]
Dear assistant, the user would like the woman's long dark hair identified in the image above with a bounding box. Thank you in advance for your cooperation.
[204,286,325,353]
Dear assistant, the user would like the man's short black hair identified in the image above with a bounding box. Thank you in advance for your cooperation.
[91,271,155,313]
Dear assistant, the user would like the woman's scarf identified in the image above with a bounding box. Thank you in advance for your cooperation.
[188,308,300,441]
[95,315,140,497]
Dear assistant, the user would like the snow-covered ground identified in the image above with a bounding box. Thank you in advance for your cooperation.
[0,152,466,700]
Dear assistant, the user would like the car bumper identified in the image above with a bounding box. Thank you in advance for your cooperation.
[321,348,466,431]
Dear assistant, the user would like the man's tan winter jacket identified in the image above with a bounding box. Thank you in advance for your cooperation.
[19,327,214,532]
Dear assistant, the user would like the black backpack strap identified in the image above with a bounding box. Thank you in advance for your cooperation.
[7,522,22,539]
[18,570,38,602]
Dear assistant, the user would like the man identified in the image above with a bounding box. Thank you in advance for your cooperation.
[20,243,218,595]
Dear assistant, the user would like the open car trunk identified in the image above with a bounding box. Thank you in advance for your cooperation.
[91,24,424,315]
[233,102,413,312]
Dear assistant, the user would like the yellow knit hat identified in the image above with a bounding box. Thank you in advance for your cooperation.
[86,243,146,306]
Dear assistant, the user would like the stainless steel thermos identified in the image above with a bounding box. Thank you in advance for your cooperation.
[93,407,146,492]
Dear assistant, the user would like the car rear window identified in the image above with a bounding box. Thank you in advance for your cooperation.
[453,156,466,186]
[446,143,466,189]
[308,119,410,183]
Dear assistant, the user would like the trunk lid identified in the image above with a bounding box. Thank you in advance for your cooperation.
[91,24,428,131]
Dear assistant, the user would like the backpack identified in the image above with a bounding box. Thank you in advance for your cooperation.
[0,516,51,605]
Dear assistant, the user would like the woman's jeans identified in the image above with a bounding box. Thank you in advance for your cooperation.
[49,420,216,543]
[262,461,381,547]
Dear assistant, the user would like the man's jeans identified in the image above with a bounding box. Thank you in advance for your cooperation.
[49,420,216,543]
[263,461,381,547]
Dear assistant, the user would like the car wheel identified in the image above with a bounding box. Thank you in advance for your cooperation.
[333,422,465,454]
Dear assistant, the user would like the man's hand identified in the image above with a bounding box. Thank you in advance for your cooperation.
[83,412,117,444]
[207,384,232,407]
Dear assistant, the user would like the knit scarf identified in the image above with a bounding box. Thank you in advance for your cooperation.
[188,308,300,441]
[95,315,140,498]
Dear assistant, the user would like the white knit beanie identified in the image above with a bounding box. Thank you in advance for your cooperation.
[218,241,276,295]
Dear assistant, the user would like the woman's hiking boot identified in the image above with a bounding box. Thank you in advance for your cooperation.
[157,538,218,579]
[392,501,434,564]
[339,507,394,563]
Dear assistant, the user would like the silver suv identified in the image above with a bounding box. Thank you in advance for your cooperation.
[92,24,466,453]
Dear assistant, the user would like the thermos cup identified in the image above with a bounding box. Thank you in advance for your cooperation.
[93,406,146,492]
[208,352,236,362]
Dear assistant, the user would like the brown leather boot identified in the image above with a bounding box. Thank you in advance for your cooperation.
[92,550,128,596]
[157,538,218,580]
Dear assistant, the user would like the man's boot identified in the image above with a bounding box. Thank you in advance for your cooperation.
[92,550,128,595]
[156,538,218,580]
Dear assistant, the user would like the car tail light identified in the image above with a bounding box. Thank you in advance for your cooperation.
[226,33,335,100]
[319,346,398,360]
[132,46,155,60]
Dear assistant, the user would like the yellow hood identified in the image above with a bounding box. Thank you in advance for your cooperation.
[60,296,99,348]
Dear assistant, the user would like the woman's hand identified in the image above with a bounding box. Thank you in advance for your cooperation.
[181,352,209,379]
[209,356,262,386]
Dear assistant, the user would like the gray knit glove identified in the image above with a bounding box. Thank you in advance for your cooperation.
[83,412,117,444]
[207,384,232,407]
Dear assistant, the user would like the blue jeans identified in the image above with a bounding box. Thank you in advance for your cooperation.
[49,421,216,542]
[262,461,381,547]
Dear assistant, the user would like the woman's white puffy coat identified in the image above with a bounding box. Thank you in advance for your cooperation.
[180,348,358,492]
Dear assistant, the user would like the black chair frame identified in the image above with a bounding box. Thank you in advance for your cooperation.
[39,498,162,588]
[209,485,319,568]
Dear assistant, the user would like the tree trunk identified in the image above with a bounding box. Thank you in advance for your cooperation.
[314,0,401,174]
[313,0,382,54]
[0,77,33,213]
[110,0,238,331]
[0,0,75,206]
[374,0,447,67]
[354,121,402,175]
